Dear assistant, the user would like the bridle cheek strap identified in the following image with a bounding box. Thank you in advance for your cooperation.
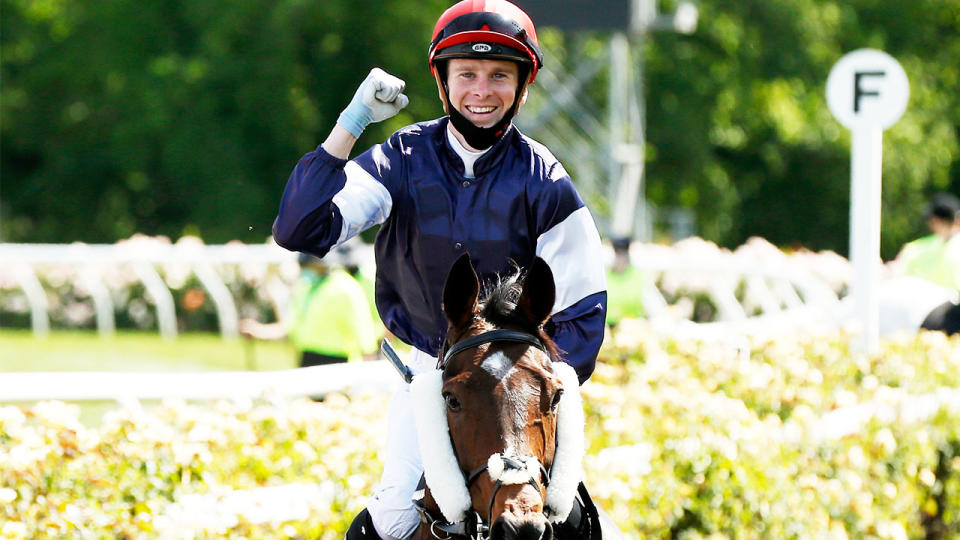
[410,369,472,523]
[545,362,585,523]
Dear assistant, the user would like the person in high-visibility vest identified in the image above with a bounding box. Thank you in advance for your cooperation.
[891,192,960,290]
[240,251,379,366]
[604,237,647,327]
[880,192,960,336]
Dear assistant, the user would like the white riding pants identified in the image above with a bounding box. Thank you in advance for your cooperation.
[367,348,437,540]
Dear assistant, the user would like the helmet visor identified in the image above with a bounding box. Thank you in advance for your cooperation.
[433,40,532,66]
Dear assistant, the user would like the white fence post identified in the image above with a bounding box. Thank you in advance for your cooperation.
[13,263,49,338]
[192,261,239,339]
[80,264,116,338]
[132,261,179,340]
[0,242,301,338]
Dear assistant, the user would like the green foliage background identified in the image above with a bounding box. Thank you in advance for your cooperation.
[1,0,448,243]
[641,0,960,256]
[2,0,959,258]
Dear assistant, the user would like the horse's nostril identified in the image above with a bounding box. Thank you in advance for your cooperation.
[489,519,512,540]
[515,522,549,540]
[492,518,551,540]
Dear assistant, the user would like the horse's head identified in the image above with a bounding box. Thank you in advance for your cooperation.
[411,254,584,540]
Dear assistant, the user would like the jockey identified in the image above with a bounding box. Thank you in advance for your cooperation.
[271,0,607,537]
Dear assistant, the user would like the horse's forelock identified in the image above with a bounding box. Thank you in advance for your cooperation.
[478,270,560,361]
[479,272,522,322]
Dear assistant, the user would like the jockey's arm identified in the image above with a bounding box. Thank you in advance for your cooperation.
[322,123,358,160]
[273,132,395,261]
[546,292,607,384]
[273,68,405,257]
[536,205,608,384]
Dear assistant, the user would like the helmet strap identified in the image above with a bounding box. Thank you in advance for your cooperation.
[437,61,530,151]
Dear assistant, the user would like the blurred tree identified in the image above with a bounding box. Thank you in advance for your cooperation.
[1,0,446,243]
[641,0,960,257]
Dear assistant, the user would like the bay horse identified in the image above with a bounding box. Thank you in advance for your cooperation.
[408,254,616,539]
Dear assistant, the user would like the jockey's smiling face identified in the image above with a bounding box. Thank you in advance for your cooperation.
[444,58,527,129]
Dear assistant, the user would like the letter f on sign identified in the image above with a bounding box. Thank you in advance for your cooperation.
[854,71,885,113]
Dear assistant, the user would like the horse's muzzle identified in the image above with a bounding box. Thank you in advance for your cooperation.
[490,516,553,540]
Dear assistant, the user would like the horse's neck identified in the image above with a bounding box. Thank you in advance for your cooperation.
[422,487,440,514]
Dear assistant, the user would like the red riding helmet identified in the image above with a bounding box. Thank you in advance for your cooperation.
[428,0,544,84]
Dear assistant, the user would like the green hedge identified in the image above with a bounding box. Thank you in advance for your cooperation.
[2,328,959,538]
[0,396,384,539]
[591,324,960,538]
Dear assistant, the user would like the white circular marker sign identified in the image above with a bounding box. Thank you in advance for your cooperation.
[826,49,910,354]
[826,49,909,130]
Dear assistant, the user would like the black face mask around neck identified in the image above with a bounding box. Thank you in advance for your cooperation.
[447,104,513,150]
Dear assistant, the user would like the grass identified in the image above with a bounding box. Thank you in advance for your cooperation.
[0,329,299,372]
[0,329,301,426]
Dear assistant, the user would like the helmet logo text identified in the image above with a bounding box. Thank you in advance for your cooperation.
[472,43,493,53]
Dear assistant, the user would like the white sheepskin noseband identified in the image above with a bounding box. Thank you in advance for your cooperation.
[545,361,585,523]
[486,454,542,485]
[409,362,585,525]
[410,369,472,523]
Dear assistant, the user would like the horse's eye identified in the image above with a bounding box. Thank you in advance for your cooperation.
[550,388,564,412]
[443,392,462,412]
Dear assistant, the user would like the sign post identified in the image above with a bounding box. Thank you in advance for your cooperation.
[826,49,909,353]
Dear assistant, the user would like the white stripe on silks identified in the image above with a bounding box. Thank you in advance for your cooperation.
[545,362,585,523]
[535,206,606,314]
[332,161,393,245]
[409,370,472,523]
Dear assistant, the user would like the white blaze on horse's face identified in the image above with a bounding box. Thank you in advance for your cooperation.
[480,351,514,380]
[482,349,550,458]
[497,359,554,459]
[483,350,527,453]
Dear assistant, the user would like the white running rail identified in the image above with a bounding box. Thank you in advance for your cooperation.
[0,238,845,341]
[0,242,298,339]
[0,361,400,403]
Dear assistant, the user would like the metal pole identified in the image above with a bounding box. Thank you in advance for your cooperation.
[610,0,690,242]
[632,26,649,241]
[609,32,636,239]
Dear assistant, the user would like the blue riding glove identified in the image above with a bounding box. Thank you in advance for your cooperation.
[337,68,410,138]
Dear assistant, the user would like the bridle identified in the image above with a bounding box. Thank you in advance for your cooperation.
[417,328,556,539]
[416,454,550,539]
[439,327,549,369]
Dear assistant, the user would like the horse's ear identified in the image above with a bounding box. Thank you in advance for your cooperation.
[516,257,556,328]
[443,253,480,329]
